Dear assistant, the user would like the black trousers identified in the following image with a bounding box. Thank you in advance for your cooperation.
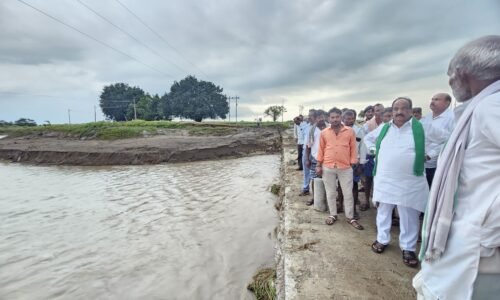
[297,144,303,169]
[426,168,436,188]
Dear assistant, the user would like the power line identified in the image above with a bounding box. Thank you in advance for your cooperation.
[75,0,187,75]
[17,0,172,78]
[113,0,207,77]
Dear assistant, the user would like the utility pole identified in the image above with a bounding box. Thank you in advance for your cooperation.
[133,99,137,120]
[68,109,71,125]
[94,105,97,122]
[225,94,230,122]
[234,96,239,122]
[227,96,239,122]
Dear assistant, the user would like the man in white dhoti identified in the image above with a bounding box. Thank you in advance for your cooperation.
[414,35,500,300]
[364,97,429,268]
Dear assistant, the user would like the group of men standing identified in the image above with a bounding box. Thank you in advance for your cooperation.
[293,35,500,299]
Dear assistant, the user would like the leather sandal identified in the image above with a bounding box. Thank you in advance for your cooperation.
[325,215,337,225]
[371,241,387,254]
[402,250,419,268]
[348,219,364,230]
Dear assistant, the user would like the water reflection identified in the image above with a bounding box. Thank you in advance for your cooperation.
[0,155,280,299]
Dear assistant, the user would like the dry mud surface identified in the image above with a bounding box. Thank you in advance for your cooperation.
[0,128,281,165]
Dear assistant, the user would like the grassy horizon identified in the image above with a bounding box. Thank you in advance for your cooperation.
[0,120,290,140]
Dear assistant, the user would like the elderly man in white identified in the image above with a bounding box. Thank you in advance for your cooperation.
[420,93,455,187]
[365,97,431,268]
[414,36,500,300]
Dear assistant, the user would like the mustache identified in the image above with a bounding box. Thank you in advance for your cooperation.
[396,114,405,118]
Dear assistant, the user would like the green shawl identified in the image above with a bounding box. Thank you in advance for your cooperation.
[373,117,425,176]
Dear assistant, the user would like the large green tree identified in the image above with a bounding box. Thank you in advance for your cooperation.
[126,94,163,121]
[168,76,228,122]
[264,105,287,122]
[99,83,145,121]
[159,93,173,121]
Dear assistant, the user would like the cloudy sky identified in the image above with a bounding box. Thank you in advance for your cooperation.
[1,0,499,123]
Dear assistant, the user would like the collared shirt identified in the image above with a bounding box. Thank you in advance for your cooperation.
[298,121,309,146]
[364,118,429,211]
[420,109,455,168]
[316,125,357,169]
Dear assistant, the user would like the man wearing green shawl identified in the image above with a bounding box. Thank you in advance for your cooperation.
[364,97,429,268]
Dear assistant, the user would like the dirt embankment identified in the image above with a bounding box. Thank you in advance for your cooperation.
[275,129,418,300]
[0,128,282,165]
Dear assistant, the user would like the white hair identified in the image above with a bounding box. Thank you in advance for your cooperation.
[449,35,500,81]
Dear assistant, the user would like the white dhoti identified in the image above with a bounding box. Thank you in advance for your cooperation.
[376,203,420,251]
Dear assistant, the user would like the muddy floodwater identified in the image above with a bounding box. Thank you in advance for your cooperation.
[0,155,280,299]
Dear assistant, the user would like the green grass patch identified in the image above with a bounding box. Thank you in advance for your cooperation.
[270,183,281,196]
[247,268,276,300]
[95,127,149,140]
[0,120,290,140]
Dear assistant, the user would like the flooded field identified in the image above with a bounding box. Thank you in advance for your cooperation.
[0,155,280,299]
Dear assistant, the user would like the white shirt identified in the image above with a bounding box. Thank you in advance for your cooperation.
[298,121,309,146]
[364,118,429,211]
[310,127,321,159]
[352,124,367,164]
[417,80,500,300]
[362,122,369,134]
[420,109,455,168]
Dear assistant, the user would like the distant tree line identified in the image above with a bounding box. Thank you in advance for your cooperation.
[99,75,229,122]
[0,118,37,127]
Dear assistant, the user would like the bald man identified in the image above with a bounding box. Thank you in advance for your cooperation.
[420,93,454,187]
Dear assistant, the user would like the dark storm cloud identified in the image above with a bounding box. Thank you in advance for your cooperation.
[0,0,499,123]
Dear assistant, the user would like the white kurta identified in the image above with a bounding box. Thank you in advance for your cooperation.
[420,109,455,168]
[415,80,500,300]
[364,119,429,212]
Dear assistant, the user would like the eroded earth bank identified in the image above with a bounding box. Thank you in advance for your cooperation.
[0,127,281,165]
